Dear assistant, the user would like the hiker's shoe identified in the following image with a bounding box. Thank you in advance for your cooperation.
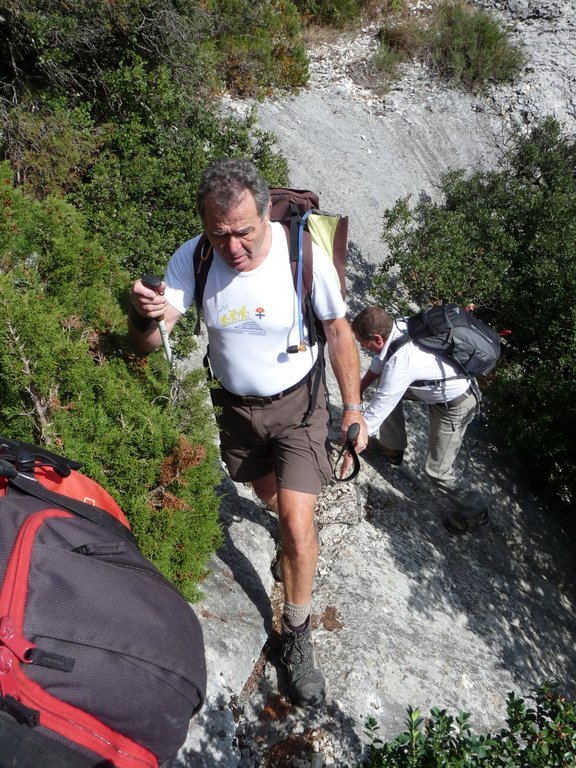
[281,617,326,707]
[366,437,404,466]
[443,508,489,534]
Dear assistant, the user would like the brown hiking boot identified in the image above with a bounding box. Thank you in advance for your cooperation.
[443,508,489,534]
[281,617,326,707]
[366,437,404,466]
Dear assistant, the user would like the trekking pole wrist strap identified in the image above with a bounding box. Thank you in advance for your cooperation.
[332,423,361,482]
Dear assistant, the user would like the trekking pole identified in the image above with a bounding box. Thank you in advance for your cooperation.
[333,423,360,481]
[345,423,363,522]
[141,274,172,365]
[332,422,363,520]
[333,423,360,478]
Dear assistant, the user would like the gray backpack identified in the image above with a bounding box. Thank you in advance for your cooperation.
[0,436,206,768]
[386,303,502,380]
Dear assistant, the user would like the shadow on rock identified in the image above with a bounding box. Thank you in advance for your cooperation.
[231,631,365,768]
[345,241,378,318]
[214,474,279,635]
[172,692,238,767]
[358,399,576,701]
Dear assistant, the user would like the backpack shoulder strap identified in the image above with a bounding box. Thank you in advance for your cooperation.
[384,332,410,362]
[281,219,325,425]
[7,472,138,546]
[301,236,317,346]
[281,221,317,345]
[192,234,213,335]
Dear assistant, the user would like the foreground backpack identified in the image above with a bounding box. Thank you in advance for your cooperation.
[193,187,349,350]
[0,436,206,768]
[386,303,502,381]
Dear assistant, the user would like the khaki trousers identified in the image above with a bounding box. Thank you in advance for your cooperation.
[378,390,488,515]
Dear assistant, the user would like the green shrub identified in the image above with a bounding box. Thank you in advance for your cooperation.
[425,0,526,92]
[361,682,576,767]
[76,56,288,270]
[373,20,425,81]
[372,0,524,94]
[374,117,576,505]
[0,162,222,600]
[211,0,309,95]
[0,1,294,600]
[0,0,204,98]
[293,0,364,28]
[0,93,113,198]
[0,0,309,116]
[0,0,296,601]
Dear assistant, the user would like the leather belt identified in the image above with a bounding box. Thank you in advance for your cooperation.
[218,369,312,407]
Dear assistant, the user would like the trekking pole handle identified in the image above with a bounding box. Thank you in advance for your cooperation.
[346,422,360,446]
[142,274,163,302]
[333,422,361,483]
[141,274,172,365]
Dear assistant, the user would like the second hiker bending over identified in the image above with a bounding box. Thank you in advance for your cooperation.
[351,306,490,534]
[128,158,367,707]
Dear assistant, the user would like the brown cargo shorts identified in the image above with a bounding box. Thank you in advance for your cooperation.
[210,374,333,495]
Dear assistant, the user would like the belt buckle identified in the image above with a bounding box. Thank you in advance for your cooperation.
[245,395,264,406]
[247,394,273,406]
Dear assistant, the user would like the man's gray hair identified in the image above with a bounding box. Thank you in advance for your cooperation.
[196,158,271,220]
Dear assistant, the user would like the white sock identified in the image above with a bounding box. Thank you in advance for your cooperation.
[283,601,311,631]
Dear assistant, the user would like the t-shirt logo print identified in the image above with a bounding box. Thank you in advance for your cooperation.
[216,304,266,335]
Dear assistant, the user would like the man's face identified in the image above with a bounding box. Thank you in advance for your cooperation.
[354,331,385,354]
[203,191,271,272]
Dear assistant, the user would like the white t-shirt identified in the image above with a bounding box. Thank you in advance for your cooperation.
[364,320,471,436]
[164,221,346,396]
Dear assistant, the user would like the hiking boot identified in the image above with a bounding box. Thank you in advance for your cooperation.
[366,437,404,466]
[443,508,489,534]
[281,617,326,707]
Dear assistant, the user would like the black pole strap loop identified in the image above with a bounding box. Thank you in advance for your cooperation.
[332,423,361,482]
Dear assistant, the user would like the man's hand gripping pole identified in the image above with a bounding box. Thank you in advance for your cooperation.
[141,274,172,365]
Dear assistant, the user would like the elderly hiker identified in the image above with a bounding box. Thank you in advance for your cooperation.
[128,158,367,706]
[351,306,490,534]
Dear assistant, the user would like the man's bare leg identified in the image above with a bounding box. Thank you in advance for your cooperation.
[251,473,325,705]
[251,473,318,600]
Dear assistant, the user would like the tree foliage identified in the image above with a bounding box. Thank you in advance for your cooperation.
[0,163,222,598]
[0,0,296,596]
[0,0,307,101]
[374,117,576,504]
